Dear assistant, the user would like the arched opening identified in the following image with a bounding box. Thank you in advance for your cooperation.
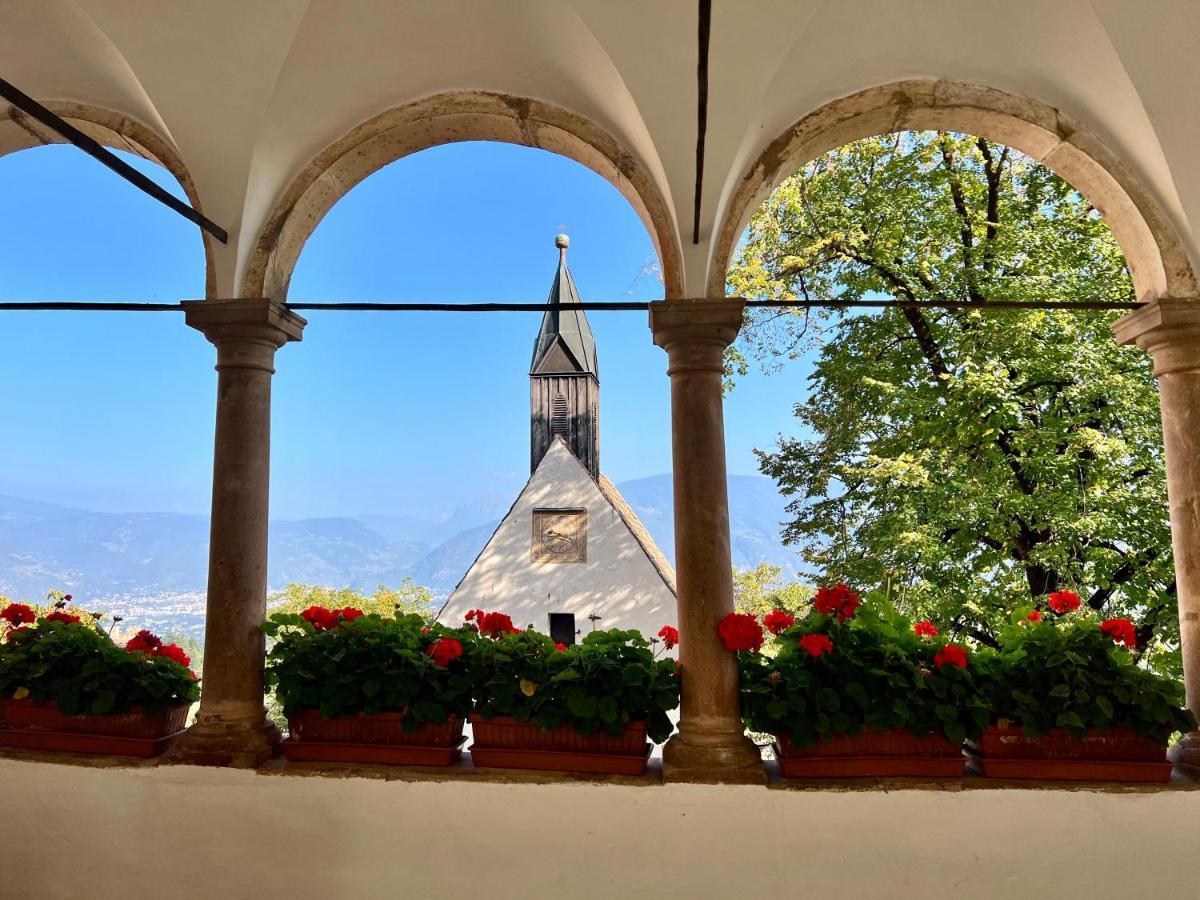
[721,118,1182,671]
[245,92,684,301]
[0,101,216,297]
[709,81,1198,302]
[271,139,677,641]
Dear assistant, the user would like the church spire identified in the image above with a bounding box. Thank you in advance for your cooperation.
[530,234,600,478]
[530,234,599,377]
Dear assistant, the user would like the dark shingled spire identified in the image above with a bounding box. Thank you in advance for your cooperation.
[530,234,599,378]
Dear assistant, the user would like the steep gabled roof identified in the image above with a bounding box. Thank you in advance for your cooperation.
[530,236,598,378]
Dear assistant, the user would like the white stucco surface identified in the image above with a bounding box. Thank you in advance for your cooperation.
[1,756,1197,899]
[442,440,676,643]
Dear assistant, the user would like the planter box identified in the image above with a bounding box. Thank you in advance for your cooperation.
[774,729,965,778]
[968,725,1172,782]
[281,712,465,766]
[0,699,189,757]
[469,713,650,775]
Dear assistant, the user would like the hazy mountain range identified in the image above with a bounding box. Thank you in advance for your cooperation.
[0,474,800,603]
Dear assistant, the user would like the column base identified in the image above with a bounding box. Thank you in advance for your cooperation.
[165,714,281,768]
[1169,731,1200,781]
[662,731,765,784]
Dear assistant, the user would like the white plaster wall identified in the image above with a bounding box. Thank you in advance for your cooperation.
[1,757,1197,899]
[442,441,676,645]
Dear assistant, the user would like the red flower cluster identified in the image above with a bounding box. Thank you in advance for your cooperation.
[1027,610,1043,622]
[717,612,764,653]
[427,637,463,667]
[798,633,834,658]
[813,583,861,622]
[0,603,35,626]
[298,606,363,630]
[43,611,81,625]
[5,626,31,643]
[466,609,521,638]
[554,642,568,652]
[763,610,795,635]
[125,629,162,653]
[1101,617,1137,648]
[913,620,939,638]
[125,629,191,668]
[1047,590,1081,614]
[657,625,679,649]
[934,644,969,670]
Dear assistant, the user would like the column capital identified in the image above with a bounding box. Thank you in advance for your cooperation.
[649,297,746,352]
[183,298,306,347]
[1112,298,1200,376]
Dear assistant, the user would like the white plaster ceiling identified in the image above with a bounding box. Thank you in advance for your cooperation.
[1,0,1197,297]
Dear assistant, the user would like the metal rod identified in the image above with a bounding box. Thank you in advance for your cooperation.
[0,77,229,244]
[0,299,1143,313]
[693,0,712,245]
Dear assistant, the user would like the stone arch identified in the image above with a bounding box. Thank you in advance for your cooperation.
[245,91,684,301]
[0,101,217,298]
[708,80,1199,303]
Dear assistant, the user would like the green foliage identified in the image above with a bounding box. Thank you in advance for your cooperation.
[739,594,988,746]
[269,581,435,619]
[0,618,199,716]
[976,610,1195,744]
[263,611,479,725]
[473,628,680,743]
[728,131,1175,665]
[733,563,813,618]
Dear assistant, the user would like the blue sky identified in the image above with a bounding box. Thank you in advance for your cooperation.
[0,142,806,520]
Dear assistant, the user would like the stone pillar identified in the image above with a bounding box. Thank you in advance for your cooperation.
[650,298,763,783]
[1113,299,1200,777]
[170,299,305,767]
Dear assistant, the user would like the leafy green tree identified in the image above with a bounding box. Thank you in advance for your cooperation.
[268,581,435,619]
[728,131,1175,660]
[733,563,812,618]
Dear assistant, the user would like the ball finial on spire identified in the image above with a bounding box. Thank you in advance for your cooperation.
[555,233,570,250]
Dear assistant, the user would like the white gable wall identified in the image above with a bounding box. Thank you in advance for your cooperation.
[441,441,676,647]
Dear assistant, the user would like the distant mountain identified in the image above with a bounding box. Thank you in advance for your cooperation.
[0,475,800,603]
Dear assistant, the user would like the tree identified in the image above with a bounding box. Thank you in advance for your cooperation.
[727,132,1176,660]
[733,563,812,618]
[268,581,435,619]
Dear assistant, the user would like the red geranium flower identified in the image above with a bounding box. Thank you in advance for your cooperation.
[125,629,163,653]
[1027,610,1042,622]
[335,607,364,622]
[798,633,834,658]
[554,642,568,652]
[478,611,520,638]
[156,643,191,668]
[44,611,81,625]
[657,625,679,649]
[299,606,338,630]
[763,610,795,635]
[813,583,861,622]
[0,603,35,626]
[914,620,939,638]
[1101,618,1137,648]
[934,644,969,669]
[6,626,31,642]
[717,612,764,653]
[427,637,463,667]
[62,594,73,602]
[1047,590,1081,614]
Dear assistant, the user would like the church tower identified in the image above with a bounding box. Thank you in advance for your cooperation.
[530,234,600,479]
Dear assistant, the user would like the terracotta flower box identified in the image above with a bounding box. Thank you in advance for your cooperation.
[0,698,189,757]
[774,729,966,778]
[468,713,650,774]
[281,711,466,766]
[968,725,1173,782]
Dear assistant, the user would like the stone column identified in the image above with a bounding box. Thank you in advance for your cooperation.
[170,299,305,767]
[650,298,763,783]
[1113,298,1200,777]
